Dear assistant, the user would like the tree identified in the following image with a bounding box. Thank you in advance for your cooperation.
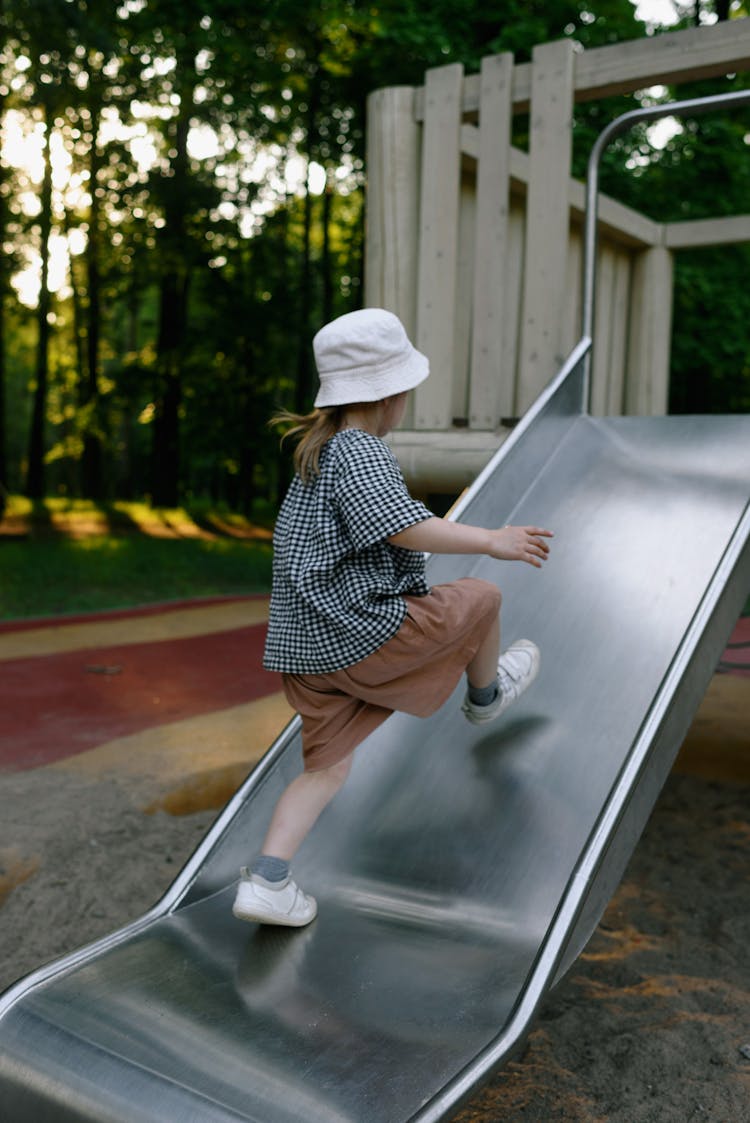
[0,52,22,518]
[118,0,279,506]
[7,0,88,499]
[0,0,746,512]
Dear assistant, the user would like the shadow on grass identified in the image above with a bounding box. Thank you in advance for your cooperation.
[0,497,276,617]
[0,498,273,543]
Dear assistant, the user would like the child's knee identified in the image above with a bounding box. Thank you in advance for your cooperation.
[328,754,353,786]
[481,580,502,615]
[308,752,353,790]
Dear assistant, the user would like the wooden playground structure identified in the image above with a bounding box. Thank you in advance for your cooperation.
[365,20,750,493]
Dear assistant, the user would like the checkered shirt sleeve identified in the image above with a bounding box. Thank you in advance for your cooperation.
[263,430,433,673]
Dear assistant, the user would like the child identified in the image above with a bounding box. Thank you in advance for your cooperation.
[233,308,552,927]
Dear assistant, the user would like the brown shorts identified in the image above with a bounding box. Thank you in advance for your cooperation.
[282,577,502,771]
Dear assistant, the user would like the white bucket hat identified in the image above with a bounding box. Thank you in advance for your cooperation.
[313,308,429,408]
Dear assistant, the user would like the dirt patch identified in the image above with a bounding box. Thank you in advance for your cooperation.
[143,761,253,816]
[456,773,750,1123]
[0,847,40,909]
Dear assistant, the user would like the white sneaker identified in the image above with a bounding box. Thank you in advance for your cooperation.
[232,869,318,927]
[461,639,540,725]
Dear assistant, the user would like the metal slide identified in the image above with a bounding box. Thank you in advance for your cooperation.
[2,98,750,1123]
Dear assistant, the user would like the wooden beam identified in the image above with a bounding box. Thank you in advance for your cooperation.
[517,39,576,412]
[365,86,421,337]
[389,428,507,493]
[567,177,662,249]
[460,128,660,249]
[416,20,750,117]
[574,19,750,103]
[664,213,750,248]
[462,125,662,247]
[414,63,464,429]
[469,53,514,430]
[591,246,631,415]
[626,245,673,415]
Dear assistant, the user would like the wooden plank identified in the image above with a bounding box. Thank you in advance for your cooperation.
[417,21,750,115]
[607,251,632,414]
[454,175,475,422]
[574,19,750,103]
[463,126,662,249]
[414,63,464,429]
[664,213,750,248]
[591,243,616,416]
[469,53,514,430]
[504,202,526,418]
[388,429,506,494]
[562,229,583,366]
[364,86,421,337]
[517,39,576,413]
[568,178,662,249]
[625,245,674,415]
[423,60,534,118]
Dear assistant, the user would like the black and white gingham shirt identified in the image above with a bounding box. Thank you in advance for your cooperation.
[263,429,433,673]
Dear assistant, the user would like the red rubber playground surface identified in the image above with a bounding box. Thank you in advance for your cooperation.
[0,596,748,777]
[0,596,288,774]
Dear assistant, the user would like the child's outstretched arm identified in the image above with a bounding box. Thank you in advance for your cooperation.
[389,518,553,568]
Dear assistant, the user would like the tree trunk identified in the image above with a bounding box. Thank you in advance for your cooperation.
[81,94,104,499]
[0,85,8,518]
[0,292,7,521]
[152,269,188,507]
[65,214,86,384]
[25,104,54,500]
[322,166,334,325]
[294,72,321,414]
[0,95,8,519]
[295,162,315,414]
[151,75,191,508]
[235,244,256,515]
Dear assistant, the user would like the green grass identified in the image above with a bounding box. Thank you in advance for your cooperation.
[1,496,747,622]
[0,536,273,619]
[0,497,275,620]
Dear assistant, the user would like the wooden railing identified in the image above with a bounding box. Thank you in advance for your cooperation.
[365,20,750,489]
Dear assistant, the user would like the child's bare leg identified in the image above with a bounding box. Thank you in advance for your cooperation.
[461,593,540,725]
[466,611,500,689]
[233,757,354,926]
[260,752,354,862]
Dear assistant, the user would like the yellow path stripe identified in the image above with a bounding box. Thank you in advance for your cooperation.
[0,599,270,661]
[51,691,294,788]
[675,674,750,785]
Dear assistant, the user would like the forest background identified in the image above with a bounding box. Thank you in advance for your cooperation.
[1,0,749,525]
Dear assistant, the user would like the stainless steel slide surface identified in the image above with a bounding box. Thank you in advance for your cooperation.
[2,347,749,1122]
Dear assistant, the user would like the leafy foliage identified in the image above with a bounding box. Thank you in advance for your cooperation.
[0,0,748,513]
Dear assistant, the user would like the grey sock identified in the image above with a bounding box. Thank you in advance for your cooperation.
[251,855,290,884]
[468,677,499,706]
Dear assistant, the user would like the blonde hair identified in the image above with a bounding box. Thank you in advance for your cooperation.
[271,401,388,483]
[270,407,344,483]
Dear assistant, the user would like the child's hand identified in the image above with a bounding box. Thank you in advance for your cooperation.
[389,517,553,563]
[489,525,553,568]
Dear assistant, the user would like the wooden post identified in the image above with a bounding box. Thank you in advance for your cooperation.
[414,63,464,430]
[626,245,673,415]
[517,38,575,414]
[607,252,631,413]
[589,244,631,416]
[365,85,421,338]
[469,52,514,430]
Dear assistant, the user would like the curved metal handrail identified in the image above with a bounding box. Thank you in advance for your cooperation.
[581,87,750,411]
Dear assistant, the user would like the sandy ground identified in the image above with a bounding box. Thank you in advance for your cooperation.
[0,605,748,1121]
